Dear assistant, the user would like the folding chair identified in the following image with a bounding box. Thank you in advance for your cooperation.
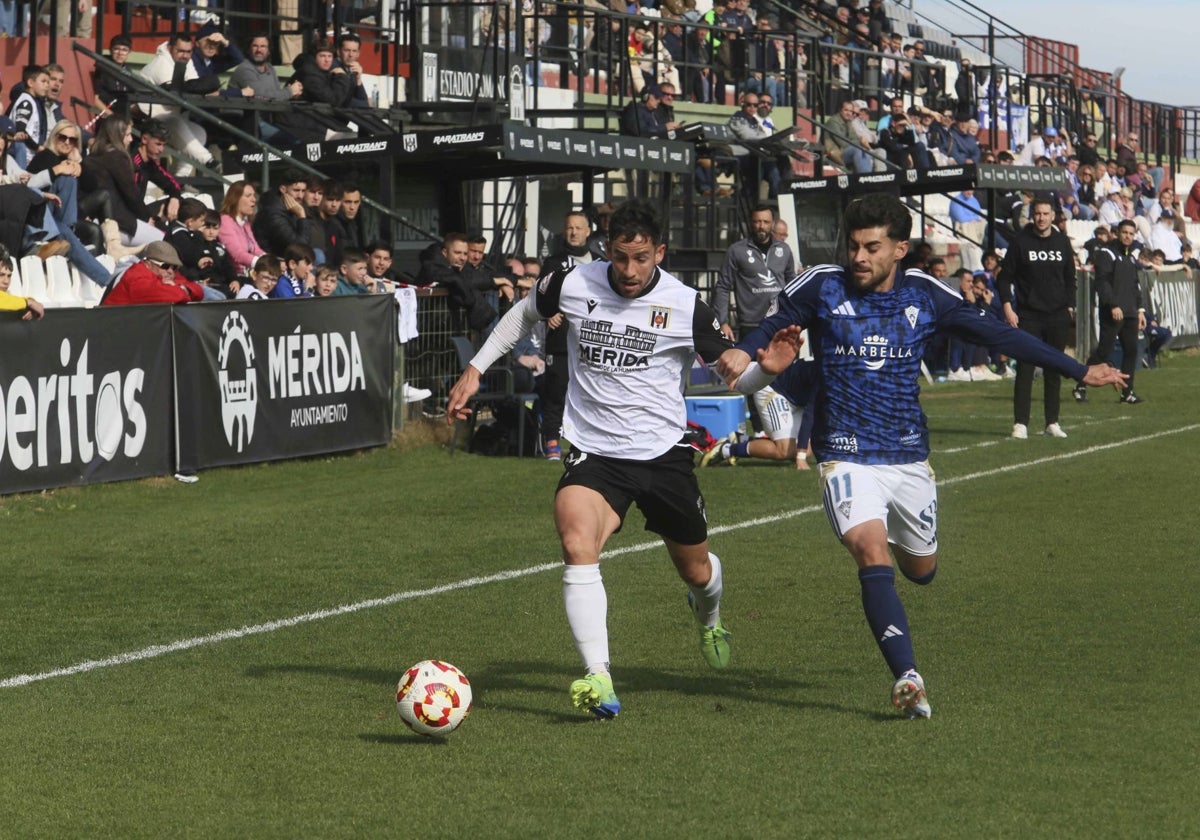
[448,335,539,457]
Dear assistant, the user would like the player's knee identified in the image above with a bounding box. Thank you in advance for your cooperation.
[899,560,937,585]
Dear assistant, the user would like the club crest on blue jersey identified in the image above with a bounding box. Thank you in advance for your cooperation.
[649,307,671,329]
[905,305,920,329]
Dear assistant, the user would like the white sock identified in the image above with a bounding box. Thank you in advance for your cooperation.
[690,552,723,628]
[563,564,609,674]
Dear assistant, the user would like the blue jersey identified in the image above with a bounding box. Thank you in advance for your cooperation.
[740,264,1088,465]
[270,271,312,299]
[770,357,819,409]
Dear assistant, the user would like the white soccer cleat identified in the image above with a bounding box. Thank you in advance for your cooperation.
[892,669,931,719]
[945,368,972,382]
[1044,423,1068,438]
[970,365,1002,382]
[1011,423,1028,440]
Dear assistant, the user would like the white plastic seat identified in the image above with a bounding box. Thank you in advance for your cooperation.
[44,255,83,307]
[18,255,48,304]
[7,259,23,297]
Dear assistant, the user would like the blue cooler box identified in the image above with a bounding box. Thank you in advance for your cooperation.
[685,394,745,440]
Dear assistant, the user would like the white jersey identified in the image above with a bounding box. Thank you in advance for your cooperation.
[534,260,731,460]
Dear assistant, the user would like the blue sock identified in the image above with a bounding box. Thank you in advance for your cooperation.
[730,440,751,458]
[858,565,916,678]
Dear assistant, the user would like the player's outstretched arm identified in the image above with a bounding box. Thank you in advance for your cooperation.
[1081,363,1129,389]
[446,366,482,423]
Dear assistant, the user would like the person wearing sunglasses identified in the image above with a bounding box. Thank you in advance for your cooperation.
[100,240,206,306]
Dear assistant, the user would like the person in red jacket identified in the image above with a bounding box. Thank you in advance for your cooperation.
[101,241,205,306]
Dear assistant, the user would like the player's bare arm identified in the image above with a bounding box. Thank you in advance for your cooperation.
[446,366,482,422]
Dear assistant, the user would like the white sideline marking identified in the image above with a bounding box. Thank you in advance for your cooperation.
[4,422,1199,690]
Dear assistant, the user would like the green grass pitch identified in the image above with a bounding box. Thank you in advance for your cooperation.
[2,357,1198,837]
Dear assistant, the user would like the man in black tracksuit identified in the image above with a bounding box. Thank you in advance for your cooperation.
[1075,219,1146,404]
[999,197,1078,438]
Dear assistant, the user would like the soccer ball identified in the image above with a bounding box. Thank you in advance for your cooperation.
[395,660,473,736]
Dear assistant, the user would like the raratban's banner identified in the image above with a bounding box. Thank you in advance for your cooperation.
[0,306,174,494]
[172,297,395,473]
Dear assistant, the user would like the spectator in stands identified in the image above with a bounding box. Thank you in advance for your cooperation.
[254,169,314,260]
[94,34,137,121]
[950,189,985,271]
[292,39,357,140]
[334,248,373,295]
[0,255,44,320]
[313,265,339,297]
[80,117,164,257]
[198,209,238,296]
[334,33,371,109]
[1082,225,1112,265]
[1185,181,1200,222]
[1115,132,1139,176]
[620,85,670,138]
[1075,165,1100,218]
[745,15,785,106]
[655,82,683,132]
[417,232,495,331]
[877,113,931,169]
[1097,185,1125,228]
[366,242,400,286]
[729,92,783,197]
[138,34,221,176]
[272,242,316,298]
[132,120,183,224]
[228,34,304,146]
[464,233,516,304]
[101,241,206,306]
[43,0,90,37]
[1148,209,1184,263]
[164,198,228,300]
[823,98,871,174]
[1077,131,1100,168]
[338,184,370,252]
[236,254,280,300]
[44,64,67,126]
[944,117,981,165]
[22,119,114,286]
[954,58,978,121]
[192,23,248,91]
[219,180,265,278]
[8,65,51,170]
[875,97,905,133]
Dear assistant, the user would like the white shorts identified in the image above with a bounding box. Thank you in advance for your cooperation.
[819,461,938,556]
[753,386,802,442]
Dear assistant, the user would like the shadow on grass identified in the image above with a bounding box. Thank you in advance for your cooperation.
[247,660,881,721]
[358,732,451,746]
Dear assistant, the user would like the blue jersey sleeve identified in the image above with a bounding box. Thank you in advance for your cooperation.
[933,282,1089,381]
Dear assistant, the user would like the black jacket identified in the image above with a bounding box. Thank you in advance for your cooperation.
[1091,244,1142,315]
[999,223,1077,315]
[253,190,314,257]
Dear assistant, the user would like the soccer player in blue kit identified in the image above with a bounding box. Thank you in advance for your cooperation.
[719,194,1127,718]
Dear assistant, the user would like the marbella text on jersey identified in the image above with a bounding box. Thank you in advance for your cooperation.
[0,338,148,470]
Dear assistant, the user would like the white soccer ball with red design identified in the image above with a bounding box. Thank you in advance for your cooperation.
[395,660,473,736]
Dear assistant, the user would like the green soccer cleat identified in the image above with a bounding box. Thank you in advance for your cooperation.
[687,591,732,669]
[569,672,621,719]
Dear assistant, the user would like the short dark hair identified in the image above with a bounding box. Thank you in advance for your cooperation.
[141,119,170,141]
[367,241,392,256]
[335,33,361,48]
[1117,219,1137,231]
[22,65,46,83]
[843,193,912,244]
[322,180,343,200]
[751,202,776,218]
[309,38,335,57]
[110,33,132,50]
[178,197,208,222]
[278,168,307,187]
[169,33,193,48]
[467,234,487,247]
[608,199,663,246]
[1030,197,1055,213]
[283,242,316,264]
[254,255,282,276]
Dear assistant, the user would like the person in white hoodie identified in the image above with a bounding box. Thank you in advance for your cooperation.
[138,34,220,176]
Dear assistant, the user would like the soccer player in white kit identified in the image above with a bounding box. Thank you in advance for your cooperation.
[448,200,800,718]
